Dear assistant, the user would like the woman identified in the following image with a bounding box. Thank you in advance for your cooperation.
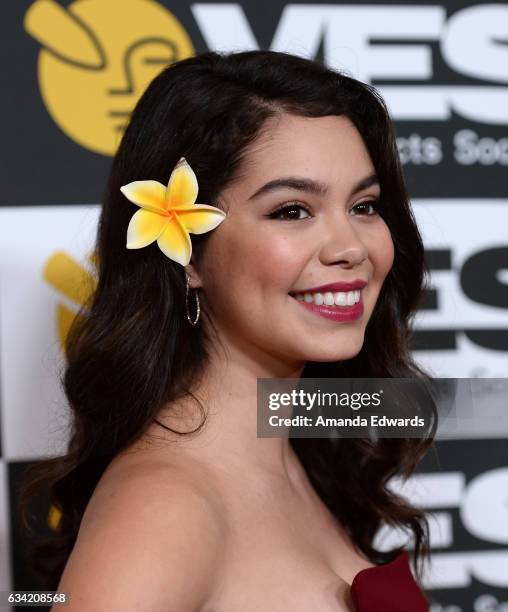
[21,50,433,611]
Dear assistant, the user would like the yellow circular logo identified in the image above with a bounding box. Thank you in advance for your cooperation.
[25,0,195,156]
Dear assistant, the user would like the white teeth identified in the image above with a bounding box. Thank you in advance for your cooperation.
[335,292,347,306]
[293,289,361,306]
[324,292,334,306]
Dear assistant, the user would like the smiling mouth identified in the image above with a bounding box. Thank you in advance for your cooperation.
[288,288,362,307]
[289,290,364,322]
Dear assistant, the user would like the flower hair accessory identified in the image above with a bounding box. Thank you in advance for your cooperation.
[120,157,226,266]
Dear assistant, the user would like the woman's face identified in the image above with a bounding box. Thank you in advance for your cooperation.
[190,114,394,366]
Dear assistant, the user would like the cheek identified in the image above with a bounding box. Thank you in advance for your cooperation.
[207,229,307,291]
[369,223,394,280]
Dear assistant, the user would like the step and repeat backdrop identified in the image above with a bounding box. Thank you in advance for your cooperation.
[1,1,507,610]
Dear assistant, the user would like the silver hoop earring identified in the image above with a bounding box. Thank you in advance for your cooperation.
[185,274,200,326]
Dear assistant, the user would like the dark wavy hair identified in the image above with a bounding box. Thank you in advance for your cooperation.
[19,49,434,591]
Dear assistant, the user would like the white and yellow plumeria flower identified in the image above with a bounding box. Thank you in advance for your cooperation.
[120,157,226,266]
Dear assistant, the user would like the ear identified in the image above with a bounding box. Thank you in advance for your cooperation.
[184,256,202,289]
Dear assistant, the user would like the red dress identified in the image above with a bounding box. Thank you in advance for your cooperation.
[350,552,429,611]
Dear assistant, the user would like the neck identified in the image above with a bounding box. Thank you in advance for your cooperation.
[154,338,306,485]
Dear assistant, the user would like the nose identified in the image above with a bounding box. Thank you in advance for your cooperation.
[318,212,368,268]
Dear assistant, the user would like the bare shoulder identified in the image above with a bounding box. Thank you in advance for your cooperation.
[55,453,227,612]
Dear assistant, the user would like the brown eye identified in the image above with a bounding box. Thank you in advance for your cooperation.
[268,203,311,220]
[350,200,382,216]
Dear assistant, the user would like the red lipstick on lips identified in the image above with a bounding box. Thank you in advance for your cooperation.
[290,279,367,323]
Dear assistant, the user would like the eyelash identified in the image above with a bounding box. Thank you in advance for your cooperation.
[267,200,383,221]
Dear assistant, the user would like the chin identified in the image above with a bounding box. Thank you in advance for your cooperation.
[301,343,363,364]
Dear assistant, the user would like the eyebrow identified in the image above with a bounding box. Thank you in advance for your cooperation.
[247,173,380,201]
